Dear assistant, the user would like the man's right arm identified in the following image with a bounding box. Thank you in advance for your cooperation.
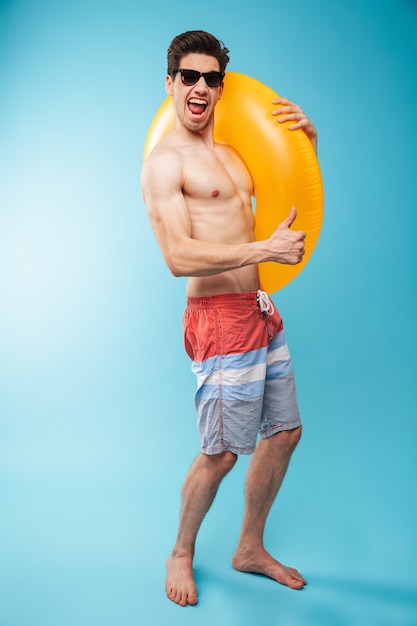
[141,149,305,278]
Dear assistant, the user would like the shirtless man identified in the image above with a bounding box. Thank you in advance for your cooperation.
[141,30,318,607]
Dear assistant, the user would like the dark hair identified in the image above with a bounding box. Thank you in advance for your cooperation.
[167,30,230,75]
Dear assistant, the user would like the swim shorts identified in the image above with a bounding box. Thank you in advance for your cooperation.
[183,290,301,455]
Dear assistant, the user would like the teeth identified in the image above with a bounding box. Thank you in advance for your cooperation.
[189,98,206,105]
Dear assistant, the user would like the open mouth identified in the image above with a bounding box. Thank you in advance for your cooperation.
[187,98,207,115]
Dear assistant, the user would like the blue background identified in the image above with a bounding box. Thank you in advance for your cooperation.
[1,0,416,624]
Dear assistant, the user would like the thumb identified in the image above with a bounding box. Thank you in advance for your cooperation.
[279,207,297,229]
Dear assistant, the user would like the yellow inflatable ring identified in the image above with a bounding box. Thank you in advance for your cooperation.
[143,72,324,293]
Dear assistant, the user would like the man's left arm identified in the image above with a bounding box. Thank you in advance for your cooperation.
[271,97,318,153]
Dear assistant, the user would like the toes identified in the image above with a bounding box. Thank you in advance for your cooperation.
[166,586,198,606]
[167,587,181,605]
[290,580,304,589]
[286,568,307,589]
[188,592,198,606]
[289,568,307,585]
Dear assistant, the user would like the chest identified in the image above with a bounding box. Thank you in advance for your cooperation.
[182,144,253,201]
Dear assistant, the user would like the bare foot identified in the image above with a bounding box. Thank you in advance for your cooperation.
[165,554,198,606]
[232,547,306,590]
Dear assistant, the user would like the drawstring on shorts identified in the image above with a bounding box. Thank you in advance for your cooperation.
[257,289,274,316]
[257,289,275,342]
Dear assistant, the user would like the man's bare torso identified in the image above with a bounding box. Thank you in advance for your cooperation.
[163,133,261,296]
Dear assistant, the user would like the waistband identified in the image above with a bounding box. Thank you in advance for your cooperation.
[186,289,273,312]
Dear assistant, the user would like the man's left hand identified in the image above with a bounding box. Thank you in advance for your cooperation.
[272,97,318,152]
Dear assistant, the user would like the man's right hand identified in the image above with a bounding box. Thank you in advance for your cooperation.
[269,207,306,265]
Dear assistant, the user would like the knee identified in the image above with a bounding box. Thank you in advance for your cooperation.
[208,450,237,479]
[278,425,302,451]
[201,450,237,480]
[220,450,238,474]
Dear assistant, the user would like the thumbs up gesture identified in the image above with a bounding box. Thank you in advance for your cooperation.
[268,207,306,265]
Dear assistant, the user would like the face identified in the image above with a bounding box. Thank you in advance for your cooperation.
[166,53,224,133]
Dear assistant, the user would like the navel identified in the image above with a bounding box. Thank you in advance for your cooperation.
[212,189,220,198]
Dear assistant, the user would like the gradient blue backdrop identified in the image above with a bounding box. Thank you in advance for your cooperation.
[1,1,416,625]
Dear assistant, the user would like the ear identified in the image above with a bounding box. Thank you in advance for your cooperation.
[165,74,174,96]
[218,81,224,99]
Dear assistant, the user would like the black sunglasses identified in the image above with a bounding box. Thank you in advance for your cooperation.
[171,69,225,88]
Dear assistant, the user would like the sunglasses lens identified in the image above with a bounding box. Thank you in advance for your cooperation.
[205,72,223,87]
[181,70,199,85]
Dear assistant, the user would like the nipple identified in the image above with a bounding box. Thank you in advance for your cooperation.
[212,190,220,198]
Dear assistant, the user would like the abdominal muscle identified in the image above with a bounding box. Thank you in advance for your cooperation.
[187,265,260,297]
[185,200,261,297]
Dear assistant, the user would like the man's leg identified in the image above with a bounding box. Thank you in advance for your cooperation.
[166,450,237,606]
[232,426,306,589]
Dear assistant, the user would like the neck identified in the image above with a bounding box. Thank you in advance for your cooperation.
[174,117,216,147]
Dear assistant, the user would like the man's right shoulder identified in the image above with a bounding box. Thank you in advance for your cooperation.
[143,138,183,170]
[141,139,184,193]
